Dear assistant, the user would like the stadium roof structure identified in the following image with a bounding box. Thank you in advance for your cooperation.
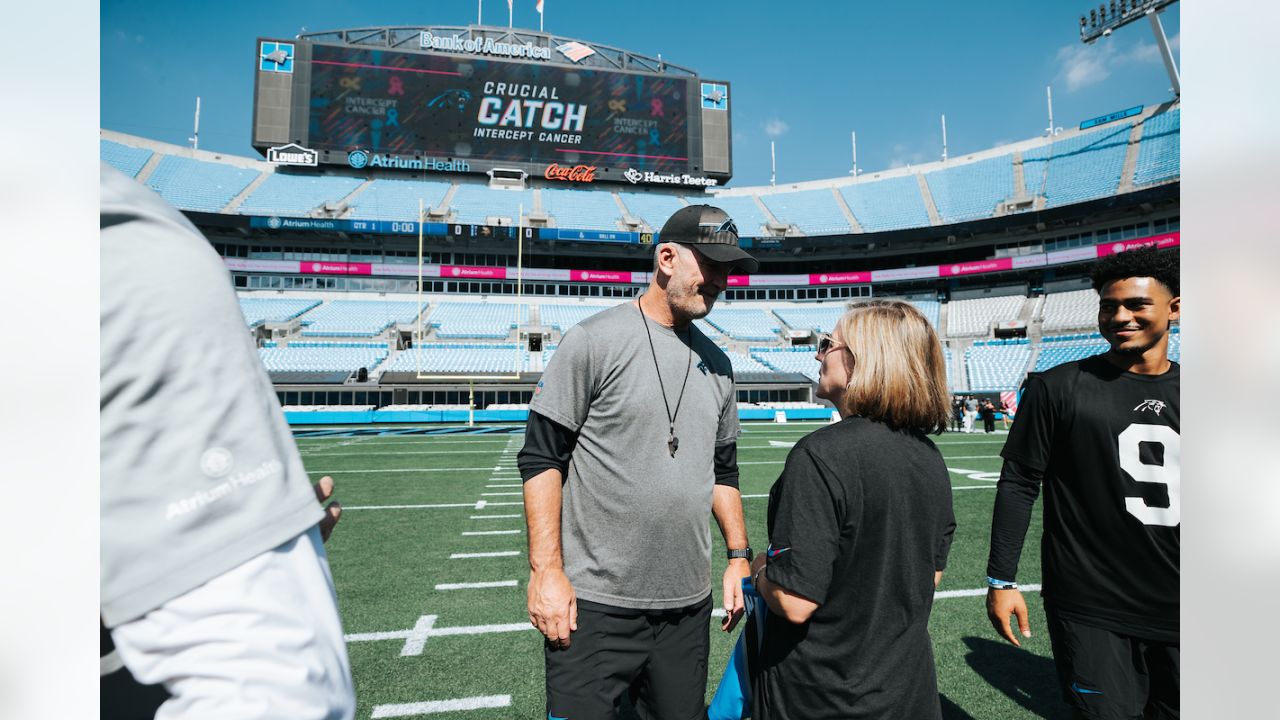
[297,25,699,77]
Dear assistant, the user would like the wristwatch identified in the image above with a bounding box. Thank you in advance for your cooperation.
[727,547,753,562]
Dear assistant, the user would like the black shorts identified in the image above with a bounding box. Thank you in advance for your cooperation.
[1045,609,1180,720]
[545,595,712,720]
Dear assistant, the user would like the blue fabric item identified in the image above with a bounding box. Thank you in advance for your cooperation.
[708,580,766,720]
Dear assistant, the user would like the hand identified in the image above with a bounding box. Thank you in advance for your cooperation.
[986,587,1031,647]
[528,568,577,649]
[313,476,342,543]
[721,558,750,632]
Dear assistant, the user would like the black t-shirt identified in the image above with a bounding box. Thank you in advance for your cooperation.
[995,355,1179,641]
[752,417,955,720]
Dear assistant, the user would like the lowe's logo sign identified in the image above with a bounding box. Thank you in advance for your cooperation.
[267,143,318,166]
[348,150,470,173]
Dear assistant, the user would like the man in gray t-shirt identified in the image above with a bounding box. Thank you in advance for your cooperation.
[518,205,759,719]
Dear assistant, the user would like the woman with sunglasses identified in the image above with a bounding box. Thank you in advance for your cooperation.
[749,299,955,719]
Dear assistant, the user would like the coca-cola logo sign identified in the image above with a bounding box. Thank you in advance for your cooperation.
[544,163,597,183]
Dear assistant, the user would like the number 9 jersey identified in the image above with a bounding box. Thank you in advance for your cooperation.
[1001,354,1179,642]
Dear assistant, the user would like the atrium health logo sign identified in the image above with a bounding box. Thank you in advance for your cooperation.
[348,150,370,169]
[266,216,283,229]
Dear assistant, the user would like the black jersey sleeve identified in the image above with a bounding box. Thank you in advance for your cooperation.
[1000,374,1058,473]
[985,460,1044,581]
[935,501,957,572]
[714,441,740,489]
[517,410,579,482]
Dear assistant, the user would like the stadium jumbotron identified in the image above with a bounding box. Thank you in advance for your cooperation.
[99,6,1182,719]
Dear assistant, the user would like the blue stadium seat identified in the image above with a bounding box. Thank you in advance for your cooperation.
[616,193,686,230]
[450,184,533,225]
[239,297,322,326]
[145,155,260,213]
[540,303,614,332]
[238,173,365,217]
[838,175,931,232]
[752,346,819,383]
[101,139,153,178]
[300,300,426,337]
[705,308,780,341]
[259,345,387,373]
[757,189,852,235]
[772,307,845,334]
[965,340,1031,391]
[924,155,1015,223]
[541,188,622,231]
[349,179,453,222]
[386,344,528,373]
[429,302,529,339]
[1023,124,1131,208]
[1133,109,1180,187]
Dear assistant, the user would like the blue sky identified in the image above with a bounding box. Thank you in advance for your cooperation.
[101,0,1179,187]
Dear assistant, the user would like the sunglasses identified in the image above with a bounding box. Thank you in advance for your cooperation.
[816,333,848,356]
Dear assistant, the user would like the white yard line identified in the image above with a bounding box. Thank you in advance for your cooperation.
[449,551,521,559]
[485,483,522,488]
[462,530,522,536]
[344,501,523,510]
[435,580,519,590]
[371,695,512,718]
[471,514,522,519]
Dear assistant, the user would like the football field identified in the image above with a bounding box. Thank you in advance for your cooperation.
[299,422,1066,719]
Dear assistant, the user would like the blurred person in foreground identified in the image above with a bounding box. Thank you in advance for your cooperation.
[985,245,1180,719]
[748,300,956,719]
[518,205,758,719]
[100,164,353,719]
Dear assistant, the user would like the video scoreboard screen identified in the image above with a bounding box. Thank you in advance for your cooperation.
[252,35,731,187]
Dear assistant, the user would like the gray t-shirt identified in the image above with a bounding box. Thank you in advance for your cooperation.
[530,301,740,609]
[100,164,323,627]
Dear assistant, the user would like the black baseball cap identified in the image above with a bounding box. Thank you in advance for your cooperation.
[658,205,760,273]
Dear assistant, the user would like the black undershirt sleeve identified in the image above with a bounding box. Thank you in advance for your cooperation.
[714,442,740,490]
[985,459,1044,581]
[517,411,579,483]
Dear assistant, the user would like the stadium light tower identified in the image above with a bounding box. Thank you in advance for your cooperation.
[188,96,200,151]
[1078,0,1179,97]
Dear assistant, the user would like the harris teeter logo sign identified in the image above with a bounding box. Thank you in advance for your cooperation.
[623,167,718,187]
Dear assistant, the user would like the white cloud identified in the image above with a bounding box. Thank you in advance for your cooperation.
[887,143,928,169]
[763,118,789,137]
[1055,31,1179,93]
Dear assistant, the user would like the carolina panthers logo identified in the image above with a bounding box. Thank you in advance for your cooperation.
[1133,399,1167,415]
[699,219,738,238]
[427,89,472,112]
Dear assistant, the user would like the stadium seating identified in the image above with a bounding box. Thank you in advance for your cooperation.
[838,175,931,232]
[698,195,770,237]
[541,188,623,231]
[616,192,686,230]
[965,339,1032,391]
[349,178,453,222]
[943,345,955,390]
[752,346,819,383]
[145,155,260,213]
[258,345,387,373]
[724,351,772,375]
[1040,289,1097,332]
[757,189,852,235]
[238,173,365,217]
[1133,109,1180,187]
[946,295,1025,337]
[300,300,426,337]
[696,319,722,340]
[385,344,528,374]
[772,306,845,334]
[924,155,1015,223]
[1034,334,1109,371]
[540,303,614,332]
[1168,327,1180,362]
[910,300,942,330]
[449,184,533,225]
[1022,123,1131,208]
[428,302,528,339]
[239,297,321,326]
[101,139,153,178]
[705,308,780,341]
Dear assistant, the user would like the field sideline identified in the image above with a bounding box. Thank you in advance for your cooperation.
[302,421,1065,719]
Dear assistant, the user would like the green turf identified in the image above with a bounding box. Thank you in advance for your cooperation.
[308,423,1061,719]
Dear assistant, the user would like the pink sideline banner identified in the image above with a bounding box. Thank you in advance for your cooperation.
[809,271,872,285]
[301,261,372,275]
[727,275,750,286]
[571,270,632,283]
[1094,232,1180,257]
[440,265,508,280]
[939,258,1014,277]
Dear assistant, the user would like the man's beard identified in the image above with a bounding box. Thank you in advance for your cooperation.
[668,281,715,320]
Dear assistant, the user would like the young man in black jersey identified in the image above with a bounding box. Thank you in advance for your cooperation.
[985,245,1180,719]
